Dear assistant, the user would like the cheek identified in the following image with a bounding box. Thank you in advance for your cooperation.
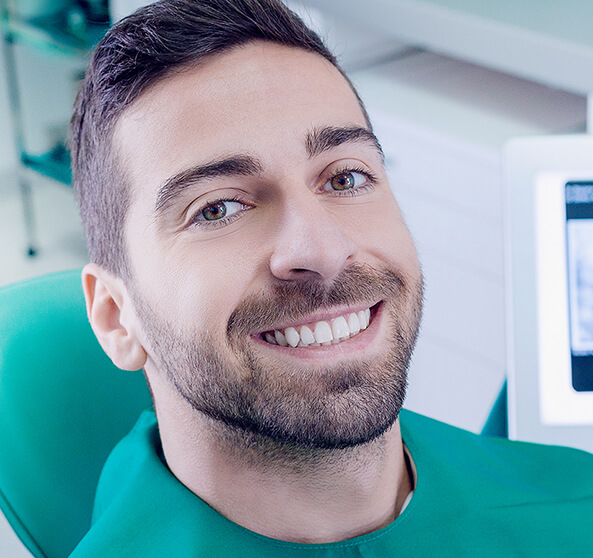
[353,199,420,279]
[163,246,260,334]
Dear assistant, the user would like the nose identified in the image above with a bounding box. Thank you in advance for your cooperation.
[269,194,358,282]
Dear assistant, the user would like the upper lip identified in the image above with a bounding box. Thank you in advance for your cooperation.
[256,301,381,334]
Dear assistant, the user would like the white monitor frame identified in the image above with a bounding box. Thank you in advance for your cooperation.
[504,135,593,453]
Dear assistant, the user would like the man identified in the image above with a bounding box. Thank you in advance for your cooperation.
[69,0,593,555]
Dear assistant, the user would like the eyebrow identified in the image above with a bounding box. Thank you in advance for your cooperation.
[154,126,383,217]
[305,126,384,160]
[155,155,263,215]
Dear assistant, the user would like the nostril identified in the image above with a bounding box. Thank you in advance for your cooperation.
[291,268,324,276]
[285,268,324,281]
[269,222,358,281]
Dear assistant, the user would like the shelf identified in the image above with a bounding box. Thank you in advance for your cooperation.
[0,11,107,57]
[21,147,71,186]
[307,0,593,96]
[0,8,106,186]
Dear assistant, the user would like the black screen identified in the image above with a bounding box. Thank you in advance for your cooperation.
[565,181,593,391]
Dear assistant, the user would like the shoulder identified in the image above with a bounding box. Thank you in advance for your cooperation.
[399,408,593,504]
[398,410,593,554]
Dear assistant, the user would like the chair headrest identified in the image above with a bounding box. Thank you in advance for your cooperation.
[0,269,152,558]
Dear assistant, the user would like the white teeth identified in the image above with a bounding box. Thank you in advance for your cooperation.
[263,307,374,347]
[284,327,300,348]
[300,325,315,346]
[274,330,288,347]
[332,316,350,340]
[265,332,277,345]
[347,312,361,335]
[357,310,366,329]
[314,321,333,344]
[358,309,370,330]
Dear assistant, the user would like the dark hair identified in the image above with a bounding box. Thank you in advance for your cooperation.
[70,0,369,277]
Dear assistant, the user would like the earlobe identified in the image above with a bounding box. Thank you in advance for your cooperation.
[82,263,147,371]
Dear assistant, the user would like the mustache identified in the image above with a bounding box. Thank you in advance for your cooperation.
[226,263,406,341]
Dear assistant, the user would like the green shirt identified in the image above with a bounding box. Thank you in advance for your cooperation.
[70,410,593,556]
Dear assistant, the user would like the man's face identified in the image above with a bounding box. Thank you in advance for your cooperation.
[114,42,423,449]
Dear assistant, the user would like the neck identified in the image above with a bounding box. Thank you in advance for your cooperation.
[154,382,412,544]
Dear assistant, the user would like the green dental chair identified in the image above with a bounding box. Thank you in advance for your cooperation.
[0,270,151,557]
[0,269,507,557]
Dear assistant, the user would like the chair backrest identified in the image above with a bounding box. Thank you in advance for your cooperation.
[0,270,152,558]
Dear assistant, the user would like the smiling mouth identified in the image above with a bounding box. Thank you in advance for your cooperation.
[260,303,379,348]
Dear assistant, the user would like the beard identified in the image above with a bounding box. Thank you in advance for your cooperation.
[134,263,424,451]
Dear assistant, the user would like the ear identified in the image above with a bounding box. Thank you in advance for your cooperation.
[82,263,147,371]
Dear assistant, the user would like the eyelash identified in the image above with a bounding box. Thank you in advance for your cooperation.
[187,195,250,229]
[324,165,377,197]
[187,166,377,229]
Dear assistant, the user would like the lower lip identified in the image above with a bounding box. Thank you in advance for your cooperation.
[251,302,385,360]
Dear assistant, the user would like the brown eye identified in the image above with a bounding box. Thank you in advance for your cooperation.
[331,172,356,191]
[191,200,251,227]
[202,202,227,220]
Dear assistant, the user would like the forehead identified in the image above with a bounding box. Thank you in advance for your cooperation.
[112,41,368,196]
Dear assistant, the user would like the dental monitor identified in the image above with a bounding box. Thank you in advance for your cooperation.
[505,134,593,453]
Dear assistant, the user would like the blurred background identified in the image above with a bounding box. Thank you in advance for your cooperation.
[0,0,591,555]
